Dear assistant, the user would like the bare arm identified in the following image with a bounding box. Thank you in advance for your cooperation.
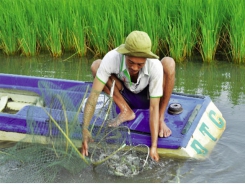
[149,97,160,161]
[83,77,105,128]
[81,77,105,156]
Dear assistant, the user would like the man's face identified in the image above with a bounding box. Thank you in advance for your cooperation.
[125,56,146,75]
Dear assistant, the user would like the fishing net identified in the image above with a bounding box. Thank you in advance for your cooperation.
[0,80,150,182]
[91,143,150,177]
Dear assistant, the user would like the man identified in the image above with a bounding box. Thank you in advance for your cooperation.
[81,30,175,161]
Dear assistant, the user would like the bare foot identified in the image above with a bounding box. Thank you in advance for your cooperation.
[108,111,135,127]
[159,121,172,137]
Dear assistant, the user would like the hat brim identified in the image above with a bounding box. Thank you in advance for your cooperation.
[116,44,159,59]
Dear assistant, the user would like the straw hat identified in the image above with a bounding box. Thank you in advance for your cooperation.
[116,31,159,59]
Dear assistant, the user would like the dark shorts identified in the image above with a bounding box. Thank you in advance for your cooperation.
[120,83,150,109]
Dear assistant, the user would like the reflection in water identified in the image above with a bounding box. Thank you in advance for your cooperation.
[0,53,245,182]
[174,60,245,106]
[0,53,94,81]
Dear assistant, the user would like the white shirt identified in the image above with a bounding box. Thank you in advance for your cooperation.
[96,49,163,98]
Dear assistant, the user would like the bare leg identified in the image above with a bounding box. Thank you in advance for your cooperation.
[91,60,135,127]
[159,57,175,137]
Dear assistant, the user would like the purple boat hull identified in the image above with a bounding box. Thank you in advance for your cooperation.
[0,73,226,159]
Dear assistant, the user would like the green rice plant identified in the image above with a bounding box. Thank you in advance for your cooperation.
[0,1,18,55]
[58,0,76,52]
[227,0,245,63]
[166,17,187,62]
[135,0,160,55]
[0,0,244,62]
[85,1,110,57]
[46,17,62,57]
[18,26,37,56]
[14,1,38,56]
[88,17,109,57]
[156,0,171,57]
[72,17,88,57]
[180,0,200,58]
[122,1,139,37]
[109,13,125,49]
[165,1,187,62]
[107,1,126,49]
[37,0,63,57]
[68,1,88,56]
[197,0,224,62]
[34,0,49,52]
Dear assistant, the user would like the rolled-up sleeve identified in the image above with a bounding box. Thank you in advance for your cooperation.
[96,50,121,84]
[149,60,163,98]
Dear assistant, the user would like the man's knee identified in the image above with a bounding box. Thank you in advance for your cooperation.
[161,57,175,76]
[91,59,102,77]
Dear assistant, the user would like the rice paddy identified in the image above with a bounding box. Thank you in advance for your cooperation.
[0,0,245,63]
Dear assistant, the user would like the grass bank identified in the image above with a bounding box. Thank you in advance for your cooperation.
[0,0,245,63]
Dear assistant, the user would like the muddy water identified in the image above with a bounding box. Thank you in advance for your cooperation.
[0,53,244,182]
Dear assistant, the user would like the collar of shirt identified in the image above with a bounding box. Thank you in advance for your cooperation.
[120,55,149,85]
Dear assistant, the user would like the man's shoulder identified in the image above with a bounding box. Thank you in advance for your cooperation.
[146,58,160,63]
[101,49,122,65]
[104,48,122,59]
[146,58,162,69]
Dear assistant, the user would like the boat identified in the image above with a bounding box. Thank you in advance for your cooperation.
[0,73,226,160]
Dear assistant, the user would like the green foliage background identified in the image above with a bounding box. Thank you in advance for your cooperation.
[0,0,245,63]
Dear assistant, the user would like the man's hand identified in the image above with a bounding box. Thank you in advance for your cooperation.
[81,127,93,156]
[150,146,159,162]
[81,140,89,156]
